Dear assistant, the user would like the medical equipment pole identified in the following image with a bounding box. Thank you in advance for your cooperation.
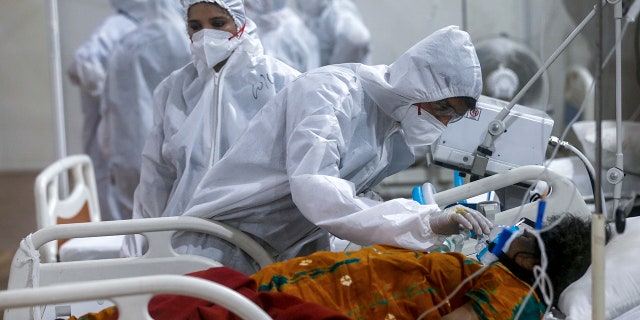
[46,0,68,161]
[592,1,606,319]
[461,0,468,31]
[469,6,597,177]
[592,213,606,320]
[46,0,69,194]
[608,0,624,225]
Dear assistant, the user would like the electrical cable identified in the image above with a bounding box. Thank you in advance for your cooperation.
[547,136,602,207]
[416,219,561,320]
[513,215,569,319]
[487,0,625,228]
[416,263,491,320]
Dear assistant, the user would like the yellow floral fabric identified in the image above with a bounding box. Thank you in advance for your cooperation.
[68,306,116,320]
[251,245,544,320]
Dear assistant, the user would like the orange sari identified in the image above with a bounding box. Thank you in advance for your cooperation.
[251,245,544,320]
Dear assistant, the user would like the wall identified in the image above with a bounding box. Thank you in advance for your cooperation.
[0,0,637,171]
[0,0,111,171]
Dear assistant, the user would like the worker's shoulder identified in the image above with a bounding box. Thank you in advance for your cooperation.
[255,55,302,78]
[115,20,186,54]
[292,64,361,88]
[154,62,196,91]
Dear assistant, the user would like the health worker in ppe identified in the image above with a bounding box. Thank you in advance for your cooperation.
[244,0,320,72]
[294,0,371,66]
[99,0,191,220]
[143,25,492,275]
[66,0,144,221]
[121,0,301,271]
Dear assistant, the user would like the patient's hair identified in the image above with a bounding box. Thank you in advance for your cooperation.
[539,214,612,306]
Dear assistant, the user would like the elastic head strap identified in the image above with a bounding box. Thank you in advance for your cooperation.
[228,19,245,40]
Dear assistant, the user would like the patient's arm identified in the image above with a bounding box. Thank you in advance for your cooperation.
[440,302,479,320]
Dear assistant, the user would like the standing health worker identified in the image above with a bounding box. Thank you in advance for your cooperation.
[121,0,301,274]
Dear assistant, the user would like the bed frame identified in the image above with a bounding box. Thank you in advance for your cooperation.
[0,274,272,319]
[4,216,274,319]
[426,165,592,257]
[0,275,271,320]
[433,165,591,227]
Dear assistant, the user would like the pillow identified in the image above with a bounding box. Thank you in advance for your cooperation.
[558,216,640,319]
[572,120,640,176]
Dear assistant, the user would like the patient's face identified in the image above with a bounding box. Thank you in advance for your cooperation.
[506,230,540,271]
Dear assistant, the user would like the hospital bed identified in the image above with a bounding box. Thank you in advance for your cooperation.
[5,166,640,320]
[4,215,274,319]
[7,217,640,320]
[432,165,590,225]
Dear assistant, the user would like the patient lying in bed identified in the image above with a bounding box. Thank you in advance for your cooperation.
[72,214,604,320]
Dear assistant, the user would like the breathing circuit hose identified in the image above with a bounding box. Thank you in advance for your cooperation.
[547,136,607,217]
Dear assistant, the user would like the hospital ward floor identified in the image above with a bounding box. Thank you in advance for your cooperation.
[0,171,38,302]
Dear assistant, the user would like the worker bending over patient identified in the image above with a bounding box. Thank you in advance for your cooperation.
[125,25,492,274]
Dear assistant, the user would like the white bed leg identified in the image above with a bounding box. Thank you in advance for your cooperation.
[592,213,606,320]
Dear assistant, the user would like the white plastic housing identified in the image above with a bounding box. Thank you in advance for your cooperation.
[431,95,554,176]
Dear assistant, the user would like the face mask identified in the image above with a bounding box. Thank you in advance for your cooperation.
[476,225,520,265]
[399,105,446,147]
[190,28,241,70]
[476,217,535,265]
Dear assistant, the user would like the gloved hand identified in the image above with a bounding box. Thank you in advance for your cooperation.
[429,204,493,236]
[358,189,384,202]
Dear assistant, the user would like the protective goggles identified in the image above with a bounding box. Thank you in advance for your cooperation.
[431,100,466,123]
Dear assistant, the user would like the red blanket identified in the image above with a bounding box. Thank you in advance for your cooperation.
[128,267,348,320]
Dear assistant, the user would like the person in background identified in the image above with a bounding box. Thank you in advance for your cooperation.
[99,0,191,220]
[294,0,371,66]
[140,25,491,275]
[121,0,301,273]
[244,0,320,72]
[67,0,144,220]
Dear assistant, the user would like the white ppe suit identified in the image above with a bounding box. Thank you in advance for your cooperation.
[245,0,320,72]
[66,0,144,220]
[122,0,301,274]
[295,0,371,66]
[100,0,191,220]
[160,25,483,274]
